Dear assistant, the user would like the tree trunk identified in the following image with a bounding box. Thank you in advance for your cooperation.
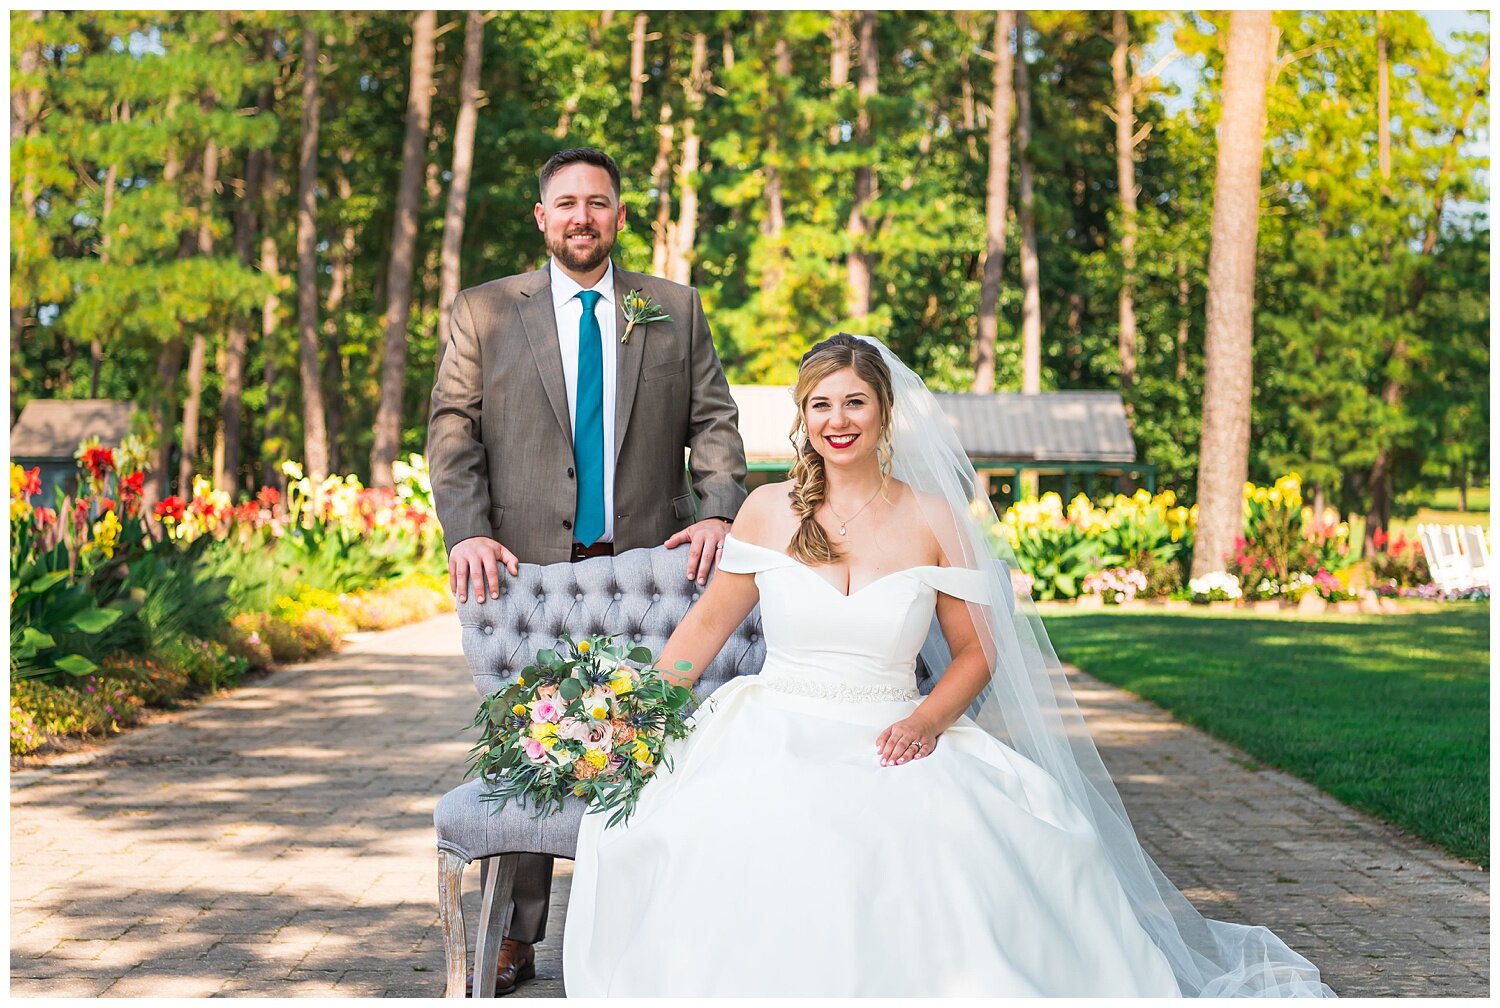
[1364,52,1489,551]
[761,32,792,299]
[1015,12,1041,395]
[829,11,852,145]
[258,153,283,490]
[92,99,129,399]
[372,10,437,487]
[972,10,1015,394]
[958,13,981,162]
[148,341,185,505]
[218,30,276,494]
[1176,256,1190,381]
[668,31,707,286]
[630,13,649,120]
[650,101,676,277]
[1112,10,1139,392]
[179,137,220,492]
[295,28,330,482]
[437,9,485,375]
[323,155,356,475]
[846,10,877,320]
[1189,11,1273,579]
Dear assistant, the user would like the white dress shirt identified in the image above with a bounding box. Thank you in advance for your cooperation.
[550,259,618,543]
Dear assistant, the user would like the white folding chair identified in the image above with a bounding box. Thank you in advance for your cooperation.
[1459,525,1489,589]
[1419,523,1472,592]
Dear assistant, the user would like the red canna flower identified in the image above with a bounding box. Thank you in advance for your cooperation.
[73,497,92,527]
[1372,527,1388,551]
[154,495,186,523]
[98,497,115,512]
[22,467,40,497]
[119,471,145,498]
[80,446,115,481]
[255,485,280,509]
[34,506,57,528]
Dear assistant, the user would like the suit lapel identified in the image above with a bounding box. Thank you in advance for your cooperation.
[518,267,573,451]
[613,266,647,458]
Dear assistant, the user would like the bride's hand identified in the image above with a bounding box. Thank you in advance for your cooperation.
[875,715,939,767]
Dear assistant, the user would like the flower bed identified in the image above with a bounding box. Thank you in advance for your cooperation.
[10,445,452,758]
[997,474,1445,608]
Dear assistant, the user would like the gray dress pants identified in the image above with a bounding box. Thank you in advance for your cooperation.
[507,852,553,943]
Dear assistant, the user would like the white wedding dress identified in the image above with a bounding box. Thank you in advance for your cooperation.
[563,535,1182,996]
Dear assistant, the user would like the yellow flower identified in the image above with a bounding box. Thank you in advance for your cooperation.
[584,748,608,770]
[632,739,653,765]
[1252,487,1269,504]
[12,499,33,522]
[1243,481,1257,498]
[280,460,304,480]
[587,700,611,721]
[1132,488,1152,506]
[1157,489,1177,507]
[530,722,558,749]
[512,704,527,716]
[609,673,634,696]
[577,640,592,654]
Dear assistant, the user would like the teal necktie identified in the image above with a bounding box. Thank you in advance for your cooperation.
[573,289,605,546]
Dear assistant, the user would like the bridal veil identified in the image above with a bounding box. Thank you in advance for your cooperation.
[851,334,1334,998]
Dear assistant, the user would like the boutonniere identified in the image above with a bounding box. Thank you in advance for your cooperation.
[620,289,671,344]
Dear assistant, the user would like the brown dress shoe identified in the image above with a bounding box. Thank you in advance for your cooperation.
[466,938,536,996]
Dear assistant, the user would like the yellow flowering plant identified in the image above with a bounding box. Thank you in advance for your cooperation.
[467,632,697,827]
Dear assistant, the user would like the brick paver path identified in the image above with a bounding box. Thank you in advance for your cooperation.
[11,614,1487,996]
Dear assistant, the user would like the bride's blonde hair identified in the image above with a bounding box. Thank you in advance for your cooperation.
[786,334,896,566]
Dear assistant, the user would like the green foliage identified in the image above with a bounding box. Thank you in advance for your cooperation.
[10,11,1489,520]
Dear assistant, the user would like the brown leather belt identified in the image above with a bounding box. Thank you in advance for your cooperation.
[571,541,615,562]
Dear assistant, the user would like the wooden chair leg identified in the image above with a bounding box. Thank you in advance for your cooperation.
[438,850,469,997]
[472,854,519,998]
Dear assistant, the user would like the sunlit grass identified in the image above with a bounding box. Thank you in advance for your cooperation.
[1047,604,1489,866]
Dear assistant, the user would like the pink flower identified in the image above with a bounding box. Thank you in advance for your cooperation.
[523,738,547,762]
[532,698,562,723]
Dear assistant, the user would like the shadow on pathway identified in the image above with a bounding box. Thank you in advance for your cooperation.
[10,615,1487,996]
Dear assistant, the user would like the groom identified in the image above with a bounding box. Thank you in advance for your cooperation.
[426,147,747,993]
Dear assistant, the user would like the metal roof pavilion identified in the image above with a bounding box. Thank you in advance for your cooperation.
[730,385,1138,463]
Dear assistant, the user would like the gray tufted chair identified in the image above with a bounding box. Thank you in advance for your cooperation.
[434,545,765,997]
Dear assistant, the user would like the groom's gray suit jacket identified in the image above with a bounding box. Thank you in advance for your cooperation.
[427,263,748,561]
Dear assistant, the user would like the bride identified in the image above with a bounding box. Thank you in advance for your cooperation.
[562,334,1333,997]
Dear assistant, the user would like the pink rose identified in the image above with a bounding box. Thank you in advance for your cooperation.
[523,738,547,762]
[532,698,562,723]
[580,722,614,750]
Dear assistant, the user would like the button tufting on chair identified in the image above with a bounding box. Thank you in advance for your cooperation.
[435,544,766,997]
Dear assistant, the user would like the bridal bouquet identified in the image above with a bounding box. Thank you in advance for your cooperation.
[466,633,696,827]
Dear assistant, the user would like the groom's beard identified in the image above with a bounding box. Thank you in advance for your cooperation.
[547,227,614,274]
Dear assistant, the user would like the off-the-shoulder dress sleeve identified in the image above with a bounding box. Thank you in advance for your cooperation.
[717,534,799,575]
[913,566,991,604]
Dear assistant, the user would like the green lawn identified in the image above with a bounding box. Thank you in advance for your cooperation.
[1046,605,1490,866]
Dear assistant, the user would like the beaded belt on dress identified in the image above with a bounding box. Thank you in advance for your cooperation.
[759,675,919,703]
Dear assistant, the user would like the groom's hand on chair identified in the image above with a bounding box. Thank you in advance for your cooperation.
[663,518,732,587]
[449,537,519,602]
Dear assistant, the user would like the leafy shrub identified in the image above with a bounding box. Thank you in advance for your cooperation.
[153,636,249,693]
[11,675,146,743]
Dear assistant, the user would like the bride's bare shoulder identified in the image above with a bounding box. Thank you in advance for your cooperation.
[891,482,964,566]
[732,481,799,546]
